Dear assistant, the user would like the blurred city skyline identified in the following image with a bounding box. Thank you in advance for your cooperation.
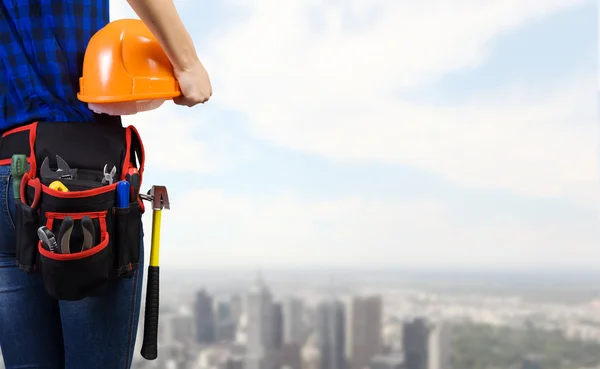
[127,268,600,369]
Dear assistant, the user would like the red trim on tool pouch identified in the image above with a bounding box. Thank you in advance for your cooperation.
[45,210,107,220]
[28,123,38,178]
[37,181,117,198]
[21,175,42,208]
[19,172,30,202]
[125,125,147,212]
[38,233,109,261]
[1,122,36,138]
[45,210,108,235]
[0,122,36,167]
[122,127,132,180]
[129,125,146,175]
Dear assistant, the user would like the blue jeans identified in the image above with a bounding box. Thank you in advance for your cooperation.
[0,165,145,369]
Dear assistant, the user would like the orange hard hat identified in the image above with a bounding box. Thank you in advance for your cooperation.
[77,18,181,107]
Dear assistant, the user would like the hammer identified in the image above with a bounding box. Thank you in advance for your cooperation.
[139,185,170,361]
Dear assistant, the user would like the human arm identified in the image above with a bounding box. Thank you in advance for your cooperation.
[126,0,212,106]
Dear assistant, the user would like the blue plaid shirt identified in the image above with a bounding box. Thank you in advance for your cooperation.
[0,0,110,131]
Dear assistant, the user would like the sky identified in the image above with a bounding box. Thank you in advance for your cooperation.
[108,0,599,270]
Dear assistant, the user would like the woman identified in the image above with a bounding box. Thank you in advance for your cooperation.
[0,0,212,368]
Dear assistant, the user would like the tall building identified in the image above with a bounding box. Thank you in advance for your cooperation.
[230,294,243,323]
[216,300,232,322]
[171,311,195,343]
[215,299,237,342]
[346,295,383,369]
[272,302,284,350]
[159,311,178,346]
[278,343,302,369]
[245,273,277,369]
[428,323,452,369]
[284,297,305,345]
[195,289,216,345]
[226,357,245,369]
[301,333,322,369]
[316,299,346,369]
[402,318,430,369]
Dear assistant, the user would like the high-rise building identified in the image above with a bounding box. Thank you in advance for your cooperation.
[159,311,178,346]
[215,299,237,342]
[346,295,383,369]
[245,273,277,369]
[195,289,216,345]
[226,357,245,369]
[284,297,305,345]
[171,311,195,343]
[216,300,232,322]
[278,343,302,369]
[428,323,452,369]
[301,333,322,369]
[230,294,243,324]
[316,299,346,369]
[402,318,430,369]
[272,302,284,350]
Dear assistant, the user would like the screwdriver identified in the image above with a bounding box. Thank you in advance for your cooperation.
[126,167,141,202]
[10,154,27,200]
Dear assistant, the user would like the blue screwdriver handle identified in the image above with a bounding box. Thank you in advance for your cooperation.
[116,181,130,208]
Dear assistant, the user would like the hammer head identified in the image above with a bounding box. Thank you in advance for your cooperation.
[147,185,170,210]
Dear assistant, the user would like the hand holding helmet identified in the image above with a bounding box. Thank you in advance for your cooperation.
[173,60,213,107]
[77,19,211,115]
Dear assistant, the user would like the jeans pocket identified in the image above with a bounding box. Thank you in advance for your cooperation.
[0,170,17,256]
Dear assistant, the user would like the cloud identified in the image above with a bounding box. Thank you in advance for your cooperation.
[118,105,221,174]
[151,188,600,269]
[108,0,600,269]
[199,0,597,203]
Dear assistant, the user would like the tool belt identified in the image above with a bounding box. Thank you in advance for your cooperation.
[0,117,146,301]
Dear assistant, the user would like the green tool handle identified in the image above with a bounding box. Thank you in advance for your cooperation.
[10,154,28,200]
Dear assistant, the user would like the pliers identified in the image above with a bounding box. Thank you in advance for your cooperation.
[102,164,117,185]
[58,216,96,254]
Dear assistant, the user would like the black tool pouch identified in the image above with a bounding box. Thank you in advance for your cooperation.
[11,120,146,301]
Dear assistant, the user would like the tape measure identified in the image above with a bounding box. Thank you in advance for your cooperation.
[49,181,69,192]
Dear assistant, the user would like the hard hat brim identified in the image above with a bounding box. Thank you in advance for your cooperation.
[77,90,181,104]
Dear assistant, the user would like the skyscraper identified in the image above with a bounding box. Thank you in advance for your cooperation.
[428,323,453,369]
[230,294,243,324]
[315,299,346,369]
[245,273,277,369]
[215,299,237,342]
[272,302,284,350]
[346,295,383,369]
[301,333,322,369]
[402,318,430,369]
[284,297,305,345]
[195,289,216,345]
